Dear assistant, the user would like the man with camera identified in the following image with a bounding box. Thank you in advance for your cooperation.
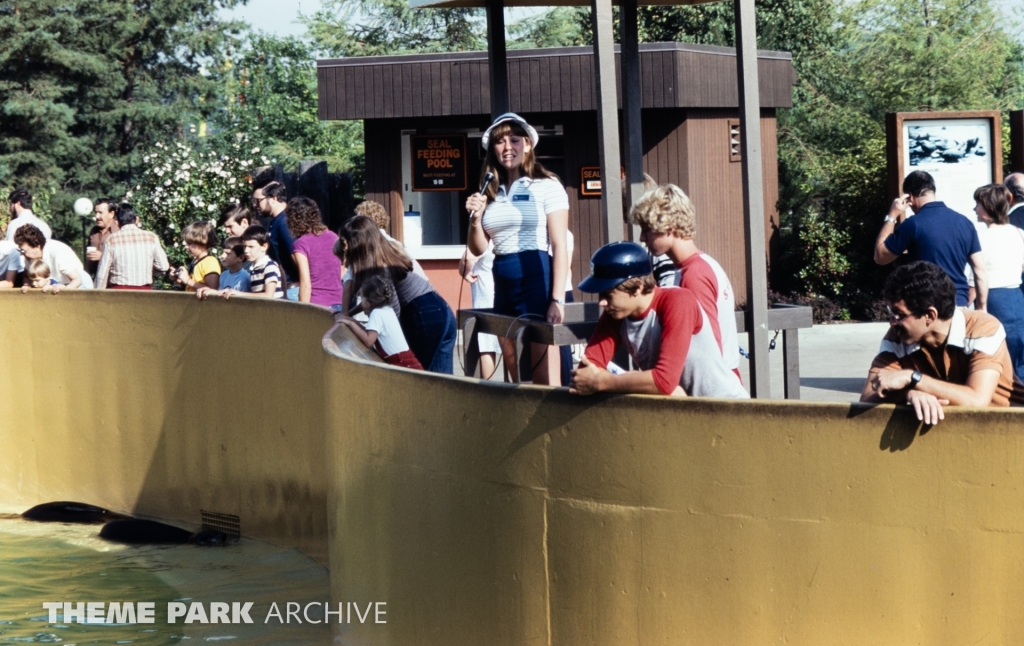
[94,203,169,290]
[874,170,987,310]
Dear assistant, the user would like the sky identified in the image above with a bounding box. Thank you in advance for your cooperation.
[221,0,1024,44]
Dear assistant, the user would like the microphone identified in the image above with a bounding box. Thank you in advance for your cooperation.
[468,172,494,220]
[479,172,494,195]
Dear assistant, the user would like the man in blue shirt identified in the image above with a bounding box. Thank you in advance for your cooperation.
[256,181,299,300]
[874,170,988,310]
[1006,173,1024,229]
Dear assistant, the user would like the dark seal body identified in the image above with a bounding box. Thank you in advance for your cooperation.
[99,519,228,546]
[100,519,195,544]
[22,502,131,524]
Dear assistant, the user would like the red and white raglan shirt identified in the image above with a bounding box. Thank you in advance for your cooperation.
[657,251,741,376]
[584,286,749,398]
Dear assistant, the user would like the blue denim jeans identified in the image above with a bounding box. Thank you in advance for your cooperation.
[399,292,457,374]
[988,286,1024,381]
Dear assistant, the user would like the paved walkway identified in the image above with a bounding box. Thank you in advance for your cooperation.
[736,322,889,403]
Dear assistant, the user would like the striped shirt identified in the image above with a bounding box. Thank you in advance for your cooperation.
[95,224,169,288]
[868,309,1024,407]
[482,177,569,255]
[249,255,284,298]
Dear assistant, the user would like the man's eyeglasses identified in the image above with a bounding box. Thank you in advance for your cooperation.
[886,306,913,323]
[252,196,266,205]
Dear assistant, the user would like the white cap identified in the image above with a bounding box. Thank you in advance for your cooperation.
[481,113,539,150]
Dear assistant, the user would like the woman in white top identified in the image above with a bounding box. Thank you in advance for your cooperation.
[465,113,569,386]
[974,183,1024,380]
[13,224,93,290]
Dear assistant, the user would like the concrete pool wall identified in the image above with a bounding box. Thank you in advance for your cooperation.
[5,292,1024,644]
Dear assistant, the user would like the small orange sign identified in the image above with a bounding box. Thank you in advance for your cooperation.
[579,166,625,196]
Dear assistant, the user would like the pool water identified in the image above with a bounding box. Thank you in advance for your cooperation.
[0,505,331,644]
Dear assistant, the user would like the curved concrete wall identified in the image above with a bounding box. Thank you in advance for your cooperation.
[5,292,1024,644]
[0,292,334,562]
[322,326,1024,645]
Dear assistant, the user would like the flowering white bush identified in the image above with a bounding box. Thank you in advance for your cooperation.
[131,138,271,269]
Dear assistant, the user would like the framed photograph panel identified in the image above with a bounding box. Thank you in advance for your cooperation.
[886,111,1002,220]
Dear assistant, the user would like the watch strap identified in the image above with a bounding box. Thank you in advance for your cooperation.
[909,370,923,389]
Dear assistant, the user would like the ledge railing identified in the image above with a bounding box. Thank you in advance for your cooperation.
[457,302,813,399]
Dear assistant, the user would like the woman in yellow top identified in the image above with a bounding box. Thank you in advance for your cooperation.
[174,220,222,291]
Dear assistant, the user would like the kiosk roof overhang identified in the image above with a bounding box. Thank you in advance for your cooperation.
[410,0,720,7]
[316,43,794,121]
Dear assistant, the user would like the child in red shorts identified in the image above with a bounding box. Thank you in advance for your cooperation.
[339,275,424,370]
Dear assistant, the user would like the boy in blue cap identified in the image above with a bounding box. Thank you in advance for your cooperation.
[569,242,748,398]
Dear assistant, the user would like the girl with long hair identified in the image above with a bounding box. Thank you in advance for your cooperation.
[464,113,569,385]
[340,215,457,374]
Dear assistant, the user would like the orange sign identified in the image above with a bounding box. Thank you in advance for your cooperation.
[579,166,625,196]
[411,135,468,191]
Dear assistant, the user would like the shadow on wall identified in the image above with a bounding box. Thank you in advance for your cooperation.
[321,320,1024,646]
[4,291,1024,645]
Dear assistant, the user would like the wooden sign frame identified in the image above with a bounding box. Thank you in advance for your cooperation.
[886,111,1002,214]
[410,134,468,192]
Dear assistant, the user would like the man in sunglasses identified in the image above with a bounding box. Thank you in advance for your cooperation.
[861,261,1024,424]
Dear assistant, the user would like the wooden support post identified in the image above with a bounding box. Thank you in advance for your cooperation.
[783,328,800,400]
[463,317,481,378]
[733,0,770,398]
[590,0,625,243]
[1012,111,1024,174]
[486,0,509,119]
[620,0,645,241]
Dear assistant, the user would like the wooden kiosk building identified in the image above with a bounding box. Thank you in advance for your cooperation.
[317,42,794,310]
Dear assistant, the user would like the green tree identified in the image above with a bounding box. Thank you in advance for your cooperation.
[0,0,244,240]
[215,33,365,189]
[775,0,1024,304]
[516,0,1023,310]
[304,0,484,57]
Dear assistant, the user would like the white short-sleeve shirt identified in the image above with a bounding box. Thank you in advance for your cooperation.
[364,306,411,357]
[978,224,1024,289]
[43,240,93,289]
[0,240,24,276]
[482,177,569,255]
[6,211,52,242]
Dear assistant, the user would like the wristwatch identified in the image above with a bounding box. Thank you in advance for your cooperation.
[551,297,566,306]
[884,215,898,224]
[909,370,923,389]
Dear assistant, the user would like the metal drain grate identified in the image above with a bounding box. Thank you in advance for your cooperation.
[200,510,241,539]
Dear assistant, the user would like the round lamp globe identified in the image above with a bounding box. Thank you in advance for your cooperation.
[73,197,94,217]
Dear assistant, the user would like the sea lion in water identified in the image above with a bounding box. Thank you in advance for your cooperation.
[22,501,132,524]
[99,519,229,546]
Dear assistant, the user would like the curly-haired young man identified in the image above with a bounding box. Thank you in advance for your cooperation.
[861,261,1024,424]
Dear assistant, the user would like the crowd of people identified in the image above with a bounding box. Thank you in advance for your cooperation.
[5,113,1024,419]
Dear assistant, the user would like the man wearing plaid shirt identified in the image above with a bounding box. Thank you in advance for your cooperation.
[95,204,170,290]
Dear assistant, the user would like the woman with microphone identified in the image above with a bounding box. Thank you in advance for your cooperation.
[465,113,570,386]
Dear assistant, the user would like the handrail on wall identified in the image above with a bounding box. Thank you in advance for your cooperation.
[457,302,814,399]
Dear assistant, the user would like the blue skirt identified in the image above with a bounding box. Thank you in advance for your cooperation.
[988,287,1024,381]
[492,250,552,320]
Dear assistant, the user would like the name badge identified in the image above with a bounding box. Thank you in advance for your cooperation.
[512,194,531,202]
